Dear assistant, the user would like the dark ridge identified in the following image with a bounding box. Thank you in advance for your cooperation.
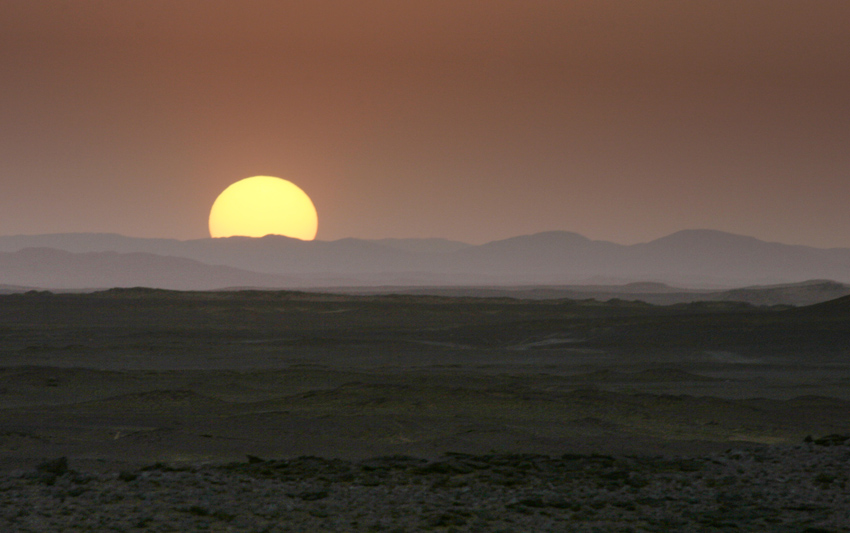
[791,294,850,315]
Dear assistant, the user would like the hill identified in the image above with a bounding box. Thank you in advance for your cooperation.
[1,229,848,290]
[0,248,297,290]
[351,279,850,307]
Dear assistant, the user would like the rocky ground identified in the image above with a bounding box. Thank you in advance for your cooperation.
[2,437,849,532]
[2,291,849,531]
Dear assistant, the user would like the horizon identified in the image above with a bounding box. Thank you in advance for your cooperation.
[0,227,848,250]
[2,2,849,247]
[2,226,850,291]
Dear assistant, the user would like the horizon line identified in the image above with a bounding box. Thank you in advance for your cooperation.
[0,228,848,250]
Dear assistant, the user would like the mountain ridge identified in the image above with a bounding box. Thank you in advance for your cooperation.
[0,247,297,291]
[1,229,848,290]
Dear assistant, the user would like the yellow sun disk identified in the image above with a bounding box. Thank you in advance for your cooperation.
[209,176,318,240]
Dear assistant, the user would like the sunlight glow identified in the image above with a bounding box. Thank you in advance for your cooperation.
[209,176,318,240]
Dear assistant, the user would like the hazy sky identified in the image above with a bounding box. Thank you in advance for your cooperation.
[2,1,849,246]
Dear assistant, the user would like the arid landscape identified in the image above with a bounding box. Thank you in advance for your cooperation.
[6,1,850,530]
[1,288,849,530]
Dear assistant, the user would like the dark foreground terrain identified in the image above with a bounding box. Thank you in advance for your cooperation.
[1,289,849,531]
[4,441,850,532]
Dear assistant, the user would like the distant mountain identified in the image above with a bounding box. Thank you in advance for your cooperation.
[0,283,35,294]
[1,229,849,290]
[628,230,850,286]
[424,230,850,287]
[0,248,299,290]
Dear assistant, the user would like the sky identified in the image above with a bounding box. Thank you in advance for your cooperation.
[2,1,849,247]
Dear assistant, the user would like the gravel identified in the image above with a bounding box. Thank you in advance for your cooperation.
[2,438,849,532]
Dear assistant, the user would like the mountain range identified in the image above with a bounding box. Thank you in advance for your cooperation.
[0,230,848,294]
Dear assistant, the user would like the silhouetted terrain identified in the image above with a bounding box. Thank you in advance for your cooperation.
[2,289,849,530]
[1,229,849,289]
[0,248,297,290]
[1,289,848,458]
[3,245,848,305]
[351,279,850,307]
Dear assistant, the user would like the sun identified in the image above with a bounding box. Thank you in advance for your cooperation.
[209,176,318,240]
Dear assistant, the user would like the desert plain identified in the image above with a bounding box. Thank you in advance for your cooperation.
[1,288,849,531]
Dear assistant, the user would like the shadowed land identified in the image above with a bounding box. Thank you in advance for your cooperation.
[0,289,848,469]
[2,289,850,531]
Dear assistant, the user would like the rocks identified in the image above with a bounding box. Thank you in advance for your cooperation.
[3,444,850,531]
[812,434,850,446]
[36,457,68,476]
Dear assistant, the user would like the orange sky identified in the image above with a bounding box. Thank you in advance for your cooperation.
[2,1,849,246]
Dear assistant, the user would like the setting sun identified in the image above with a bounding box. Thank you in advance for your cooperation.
[209,176,318,240]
